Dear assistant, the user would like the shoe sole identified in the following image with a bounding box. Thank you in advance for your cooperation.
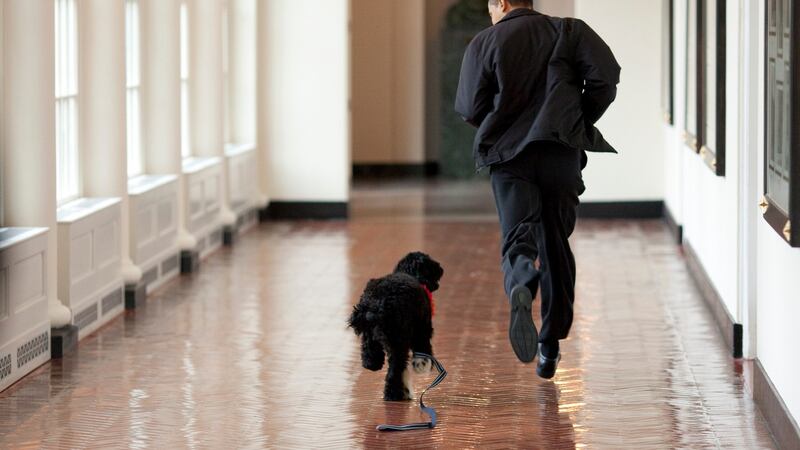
[508,285,538,363]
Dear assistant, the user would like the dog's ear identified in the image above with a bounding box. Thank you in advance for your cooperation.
[347,304,368,336]
[421,256,444,292]
[394,252,425,279]
[395,252,444,291]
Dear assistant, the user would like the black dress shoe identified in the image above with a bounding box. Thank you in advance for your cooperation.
[536,344,561,379]
[508,285,538,363]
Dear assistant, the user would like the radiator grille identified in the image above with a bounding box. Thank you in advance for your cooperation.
[101,288,123,315]
[161,254,179,275]
[0,353,11,381]
[196,237,207,254]
[16,331,49,368]
[208,229,222,247]
[142,266,158,286]
[75,303,99,330]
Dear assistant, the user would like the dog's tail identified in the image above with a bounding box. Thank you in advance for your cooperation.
[347,304,374,336]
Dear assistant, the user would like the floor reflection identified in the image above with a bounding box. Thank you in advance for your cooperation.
[0,181,779,449]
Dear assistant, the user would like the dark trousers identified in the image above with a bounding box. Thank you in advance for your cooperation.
[490,143,585,343]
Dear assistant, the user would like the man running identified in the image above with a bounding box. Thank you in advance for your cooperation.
[456,0,620,379]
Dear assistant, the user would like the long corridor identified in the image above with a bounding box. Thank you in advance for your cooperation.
[0,182,777,449]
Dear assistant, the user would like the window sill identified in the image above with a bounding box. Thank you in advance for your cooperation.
[128,174,179,196]
[224,143,256,158]
[0,228,48,251]
[56,198,122,224]
[182,156,222,175]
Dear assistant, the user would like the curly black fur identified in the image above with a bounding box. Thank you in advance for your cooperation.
[348,252,444,401]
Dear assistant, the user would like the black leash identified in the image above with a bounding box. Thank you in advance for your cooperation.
[377,353,447,432]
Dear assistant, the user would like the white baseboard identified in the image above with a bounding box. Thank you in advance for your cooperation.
[0,320,50,392]
[72,280,124,340]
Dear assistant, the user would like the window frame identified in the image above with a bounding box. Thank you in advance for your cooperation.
[222,0,231,145]
[763,0,800,247]
[55,0,81,205]
[180,1,191,159]
[126,0,144,178]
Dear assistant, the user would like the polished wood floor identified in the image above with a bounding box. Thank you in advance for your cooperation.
[0,181,777,449]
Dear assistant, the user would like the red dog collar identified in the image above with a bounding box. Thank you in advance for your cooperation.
[421,284,435,317]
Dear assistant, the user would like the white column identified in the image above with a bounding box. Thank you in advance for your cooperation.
[228,0,256,144]
[257,0,351,204]
[255,0,270,206]
[79,0,141,285]
[2,0,72,327]
[190,0,235,225]
[141,0,196,249]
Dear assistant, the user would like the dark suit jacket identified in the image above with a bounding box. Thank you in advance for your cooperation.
[455,8,621,170]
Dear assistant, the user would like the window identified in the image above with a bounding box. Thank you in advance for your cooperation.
[764,0,800,247]
[180,1,191,158]
[55,0,80,204]
[222,1,230,144]
[661,0,674,125]
[126,0,143,177]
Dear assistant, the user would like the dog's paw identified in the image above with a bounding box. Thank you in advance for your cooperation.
[362,357,384,372]
[412,355,433,374]
[383,388,413,402]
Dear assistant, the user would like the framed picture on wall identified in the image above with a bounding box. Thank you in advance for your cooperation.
[698,0,726,175]
[684,0,700,150]
[662,0,675,125]
[764,0,800,247]
[683,0,726,176]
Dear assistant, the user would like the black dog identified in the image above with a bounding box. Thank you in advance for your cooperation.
[348,252,444,401]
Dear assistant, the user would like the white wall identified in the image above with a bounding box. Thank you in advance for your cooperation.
[257,0,350,202]
[536,0,574,17]
[574,0,665,202]
[754,0,800,423]
[658,0,745,326]
[663,0,685,226]
[351,0,425,165]
[757,226,800,421]
[659,0,800,427]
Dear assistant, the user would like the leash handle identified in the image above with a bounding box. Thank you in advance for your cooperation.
[377,353,447,432]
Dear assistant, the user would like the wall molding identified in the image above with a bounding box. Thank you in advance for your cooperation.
[263,202,349,220]
[663,204,684,245]
[576,201,664,219]
[753,359,800,450]
[683,240,743,358]
[352,162,440,179]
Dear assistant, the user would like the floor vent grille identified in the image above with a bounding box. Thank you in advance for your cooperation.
[16,331,49,368]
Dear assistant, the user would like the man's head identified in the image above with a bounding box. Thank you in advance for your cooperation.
[487,0,533,25]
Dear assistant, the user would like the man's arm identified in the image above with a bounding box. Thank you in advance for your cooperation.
[455,39,493,128]
[573,20,621,125]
